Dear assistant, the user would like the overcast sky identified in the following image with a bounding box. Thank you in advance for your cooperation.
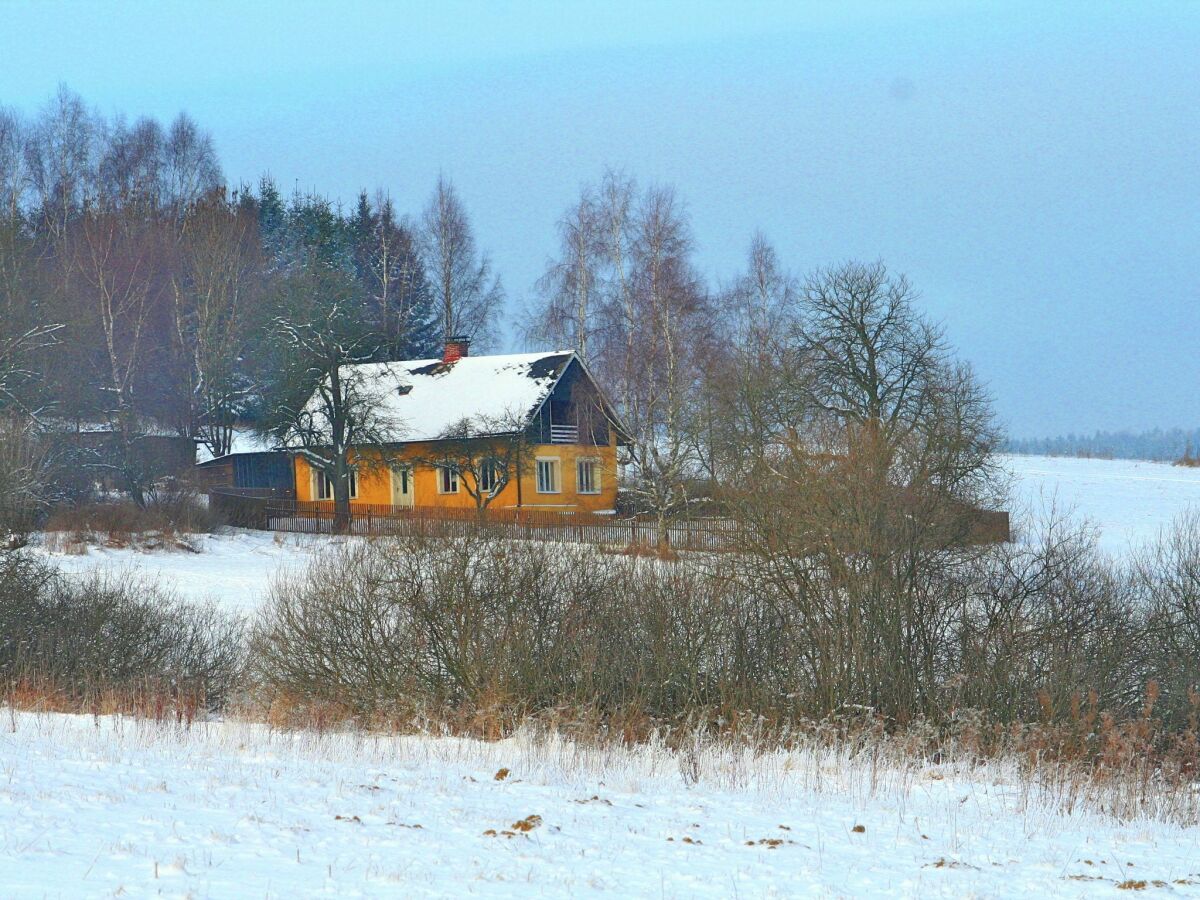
[3,0,1198,438]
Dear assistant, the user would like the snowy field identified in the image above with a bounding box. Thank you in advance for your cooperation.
[4,710,1200,898]
[33,529,338,613]
[28,454,1200,616]
[1004,454,1200,557]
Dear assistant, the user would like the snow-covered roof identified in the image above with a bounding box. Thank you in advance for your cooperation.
[195,429,279,464]
[297,350,576,445]
[41,417,181,438]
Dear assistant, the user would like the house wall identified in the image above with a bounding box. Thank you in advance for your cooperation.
[292,441,620,513]
[196,452,293,494]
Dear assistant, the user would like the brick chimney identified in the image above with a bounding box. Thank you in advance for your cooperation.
[442,336,471,364]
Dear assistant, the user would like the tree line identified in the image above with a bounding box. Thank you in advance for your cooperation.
[0,87,506,505]
[1,87,1000,548]
[1005,428,1200,463]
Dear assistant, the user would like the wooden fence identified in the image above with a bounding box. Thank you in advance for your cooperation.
[208,489,1009,552]
[208,488,741,552]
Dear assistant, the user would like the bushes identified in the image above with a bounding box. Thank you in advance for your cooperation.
[43,483,220,551]
[251,531,781,722]
[0,551,243,710]
[0,420,52,549]
[249,513,1200,742]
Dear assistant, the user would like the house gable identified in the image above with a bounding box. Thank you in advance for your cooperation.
[525,356,631,447]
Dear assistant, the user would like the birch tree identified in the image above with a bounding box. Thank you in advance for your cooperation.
[529,190,601,357]
[70,204,168,505]
[621,186,710,543]
[419,175,503,348]
[172,189,261,457]
[24,85,97,243]
[531,172,712,544]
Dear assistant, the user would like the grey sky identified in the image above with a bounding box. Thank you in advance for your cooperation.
[2,0,1197,437]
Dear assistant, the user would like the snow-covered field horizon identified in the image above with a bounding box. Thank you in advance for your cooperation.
[1005,454,1200,557]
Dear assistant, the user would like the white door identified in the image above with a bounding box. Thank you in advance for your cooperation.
[391,465,415,507]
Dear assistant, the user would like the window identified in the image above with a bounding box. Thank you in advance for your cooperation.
[314,468,357,500]
[576,458,601,494]
[437,464,459,494]
[536,457,561,494]
[478,458,500,494]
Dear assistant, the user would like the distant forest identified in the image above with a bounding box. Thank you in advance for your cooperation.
[1005,428,1200,462]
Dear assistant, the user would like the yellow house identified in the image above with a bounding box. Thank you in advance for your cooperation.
[291,340,628,514]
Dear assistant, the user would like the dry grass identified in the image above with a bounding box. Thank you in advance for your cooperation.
[9,673,1200,828]
[42,495,218,552]
[3,677,206,726]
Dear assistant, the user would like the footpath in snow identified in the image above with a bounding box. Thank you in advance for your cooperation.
[3,711,1200,898]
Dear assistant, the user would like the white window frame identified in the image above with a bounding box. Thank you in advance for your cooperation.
[478,457,500,495]
[535,456,561,494]
[437,464,460,494]
[314,467,357,501]
[576,457,601,495]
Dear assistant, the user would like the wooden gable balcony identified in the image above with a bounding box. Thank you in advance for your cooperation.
[549,423,579,444]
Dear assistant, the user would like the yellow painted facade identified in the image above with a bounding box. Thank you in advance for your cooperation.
[293,441,620,513]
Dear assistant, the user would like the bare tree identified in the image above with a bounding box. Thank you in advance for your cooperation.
[796,260,1001,515]
[529,172,712,544]
[0,323,62,419]
[0,106,27,217]
[697,233,808,485]
[0,417,51,548]
[419,175,503,348]
[69,204,168,505]
[591,169,637,401]
[171,189,262,457]
[529,190,601,356]
[23,85,97,242]
[409,411,533,514]
[620,186,710,543]
[351,191,436,359]
[263,263,402,530]
[162,113,221,211]
[0,112,61,420]
[97,116,165,210]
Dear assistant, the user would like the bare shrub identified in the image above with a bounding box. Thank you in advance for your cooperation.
[953,513,1147,723]
[251,531,778,724]
[0,554,244,709]
[145,477,220,533]
[43,484,218,550]
[248,504,1200,778]
[1137,510,1200,727]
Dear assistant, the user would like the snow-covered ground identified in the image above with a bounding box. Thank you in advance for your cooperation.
[33,529,344,614]
[1004,454,1200,557]
[3,710,1199,898]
